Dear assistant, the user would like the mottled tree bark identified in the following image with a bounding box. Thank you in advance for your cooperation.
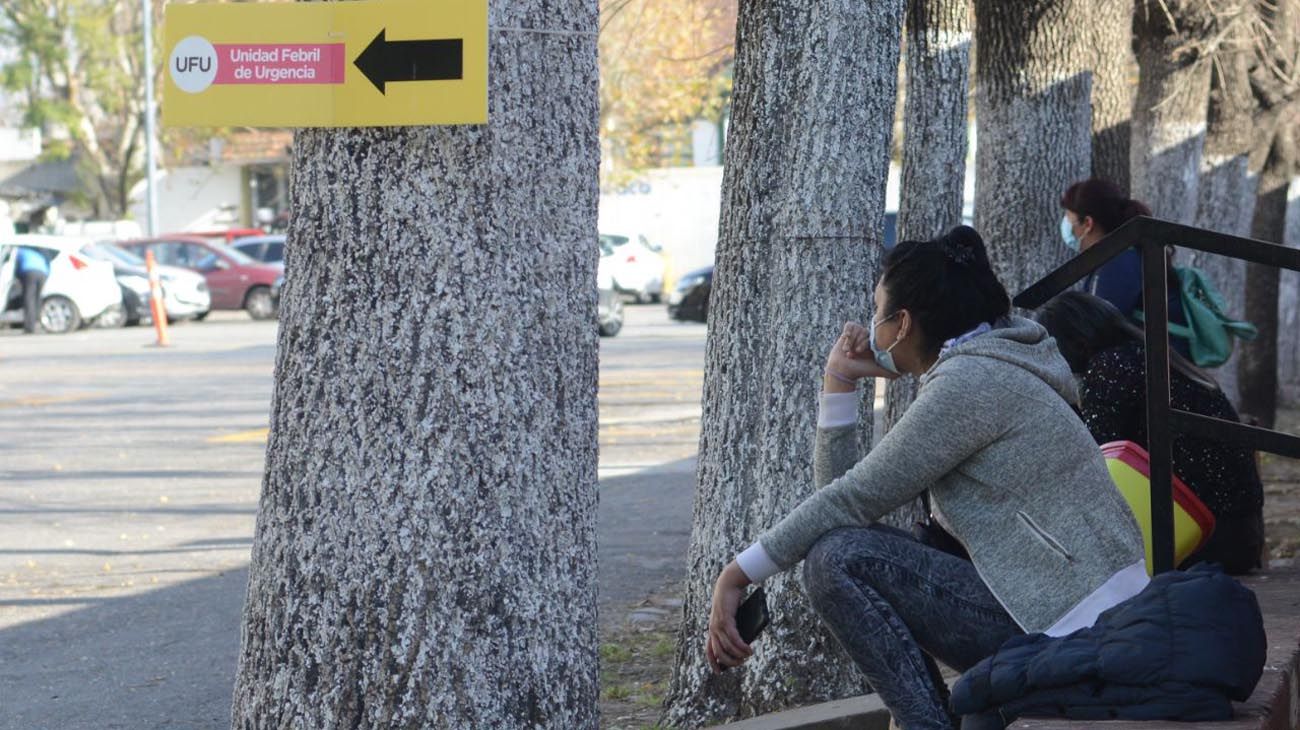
[662,1,904,725]
[974,0,1093,296]
[1240,123,1293,427]
[1131,0,1216,222]
[1191,10,1256,405]
[229,6,601,728]
[1091,0,1136,189]
[884,0,970,464]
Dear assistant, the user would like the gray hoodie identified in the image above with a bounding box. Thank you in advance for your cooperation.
[758,316,1144,633]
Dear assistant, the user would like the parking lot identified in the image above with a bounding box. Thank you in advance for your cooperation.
[0,305,705,729]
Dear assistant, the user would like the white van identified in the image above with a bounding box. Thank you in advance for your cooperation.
[0,235,122,333]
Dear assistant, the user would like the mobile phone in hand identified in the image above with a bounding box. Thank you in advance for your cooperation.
[735,586,770,644]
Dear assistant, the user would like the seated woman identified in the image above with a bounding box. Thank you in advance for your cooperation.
[1059,178,1190,357]
[705,227,1146,730]
[1036,291,1264,574]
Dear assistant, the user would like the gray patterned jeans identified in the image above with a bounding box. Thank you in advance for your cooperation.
[803,525,1024,730]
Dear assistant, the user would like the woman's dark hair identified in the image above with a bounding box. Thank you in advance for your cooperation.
[1060,178,1152,234]
[1035,290,1217,390]
[880,226,1010,357]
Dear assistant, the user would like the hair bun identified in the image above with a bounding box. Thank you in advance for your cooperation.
[940,225,986,266]
[1122,198,1153,219]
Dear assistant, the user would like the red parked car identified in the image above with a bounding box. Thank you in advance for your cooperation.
[118,236,282,320]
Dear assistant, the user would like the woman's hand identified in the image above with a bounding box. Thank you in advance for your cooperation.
[824,321,898,390]
[706,561,753,672]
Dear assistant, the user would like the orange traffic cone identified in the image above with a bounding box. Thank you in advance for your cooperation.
[145,250,170,347]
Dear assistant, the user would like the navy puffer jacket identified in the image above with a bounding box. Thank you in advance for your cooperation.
[952,564,1266,722]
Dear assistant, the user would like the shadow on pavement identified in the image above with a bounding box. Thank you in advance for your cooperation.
[0,567,247,730]
[0,455,699,729]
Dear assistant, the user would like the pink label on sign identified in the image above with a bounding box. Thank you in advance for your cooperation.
[213,44,346,85]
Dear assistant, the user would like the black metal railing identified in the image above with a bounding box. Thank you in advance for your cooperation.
[1015,216,1300,573]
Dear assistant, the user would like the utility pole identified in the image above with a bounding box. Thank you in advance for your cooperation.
[142,0,159,235]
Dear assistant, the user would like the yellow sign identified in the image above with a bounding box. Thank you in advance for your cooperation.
[162,0,487,127]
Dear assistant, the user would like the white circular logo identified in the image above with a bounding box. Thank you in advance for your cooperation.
[169,36,218,94]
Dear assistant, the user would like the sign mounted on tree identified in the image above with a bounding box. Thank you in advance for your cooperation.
[162,0,487,127]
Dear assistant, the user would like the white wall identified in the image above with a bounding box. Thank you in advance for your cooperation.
[598,163,913,284]
[128,165,243,233]
[600,166,725,280]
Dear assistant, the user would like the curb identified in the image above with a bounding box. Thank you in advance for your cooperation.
[704,694,890,730]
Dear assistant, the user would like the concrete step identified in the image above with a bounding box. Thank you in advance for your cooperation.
[706,694,890,730]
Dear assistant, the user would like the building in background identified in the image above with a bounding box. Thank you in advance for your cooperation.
[129,130,292,233]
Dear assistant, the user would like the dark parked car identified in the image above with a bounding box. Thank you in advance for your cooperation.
[232,234,286,264]
[119,236,282,320]
[270,274,284,313]
[667,265,712,323]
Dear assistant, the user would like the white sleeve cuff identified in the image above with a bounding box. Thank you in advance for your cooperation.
[818,392,858,429]
[735,542,781,584]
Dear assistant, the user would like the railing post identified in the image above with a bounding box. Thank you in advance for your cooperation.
[1141,241,1176,573]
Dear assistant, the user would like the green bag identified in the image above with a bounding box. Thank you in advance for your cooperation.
[1141,266,1257,368]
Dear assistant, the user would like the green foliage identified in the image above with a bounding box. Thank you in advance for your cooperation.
[601,642,636,664]
[0,0,196,216]
[599,0,736,180]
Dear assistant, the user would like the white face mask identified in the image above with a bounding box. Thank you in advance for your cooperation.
[1060,215,1081,252]
[870,311,903,375]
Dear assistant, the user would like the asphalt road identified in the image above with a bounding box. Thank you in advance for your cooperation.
[0,305,705,729]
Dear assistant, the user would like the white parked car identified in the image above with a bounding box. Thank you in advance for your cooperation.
[599,230,666,303]
[0,235,122,333]
[78,241,211,326]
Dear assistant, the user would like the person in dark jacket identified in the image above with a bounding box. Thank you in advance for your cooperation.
[15,246,49,334]
[1037,291,1265,574]
[1058,178,1191,357]
[952,564,1266,723]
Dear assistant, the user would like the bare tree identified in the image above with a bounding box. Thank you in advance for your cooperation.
[1190,2,1256,404]
[662,0,904,725]
[884,0,970,455]
[1241,0,1300,424]
[1279,165,1300,406]
[228,6,602,727]
[974,0,1093,296]
[1240,120,1295,426]
[1092,0,1137,188]
[1131,0,1218,221]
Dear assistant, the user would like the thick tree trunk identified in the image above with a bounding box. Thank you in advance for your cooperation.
[1091,0,1136,189]
[1280,170,1300,406]
[229,8,601,728]
[1131,1,1215,222]
[974,0,1093,296]
[884,0,970,469]
[1251,0,1300,409]
[1192,27,1256,406]
[662,1,904,725]
[1242,121,1298,425]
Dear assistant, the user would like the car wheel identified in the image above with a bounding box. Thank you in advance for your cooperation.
[599,316,623,337]
[40,296,82,334]
[94,303,126,329]
[244,287,275,320]
[193,310,210,321]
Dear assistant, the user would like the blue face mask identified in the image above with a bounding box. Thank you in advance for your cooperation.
[870,311,903,375]
[1060,215,1080,252]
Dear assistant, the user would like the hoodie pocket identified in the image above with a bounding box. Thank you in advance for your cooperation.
[1017,511,1074,562]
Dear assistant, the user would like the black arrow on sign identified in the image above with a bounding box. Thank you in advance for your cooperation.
[353,29,463,94]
